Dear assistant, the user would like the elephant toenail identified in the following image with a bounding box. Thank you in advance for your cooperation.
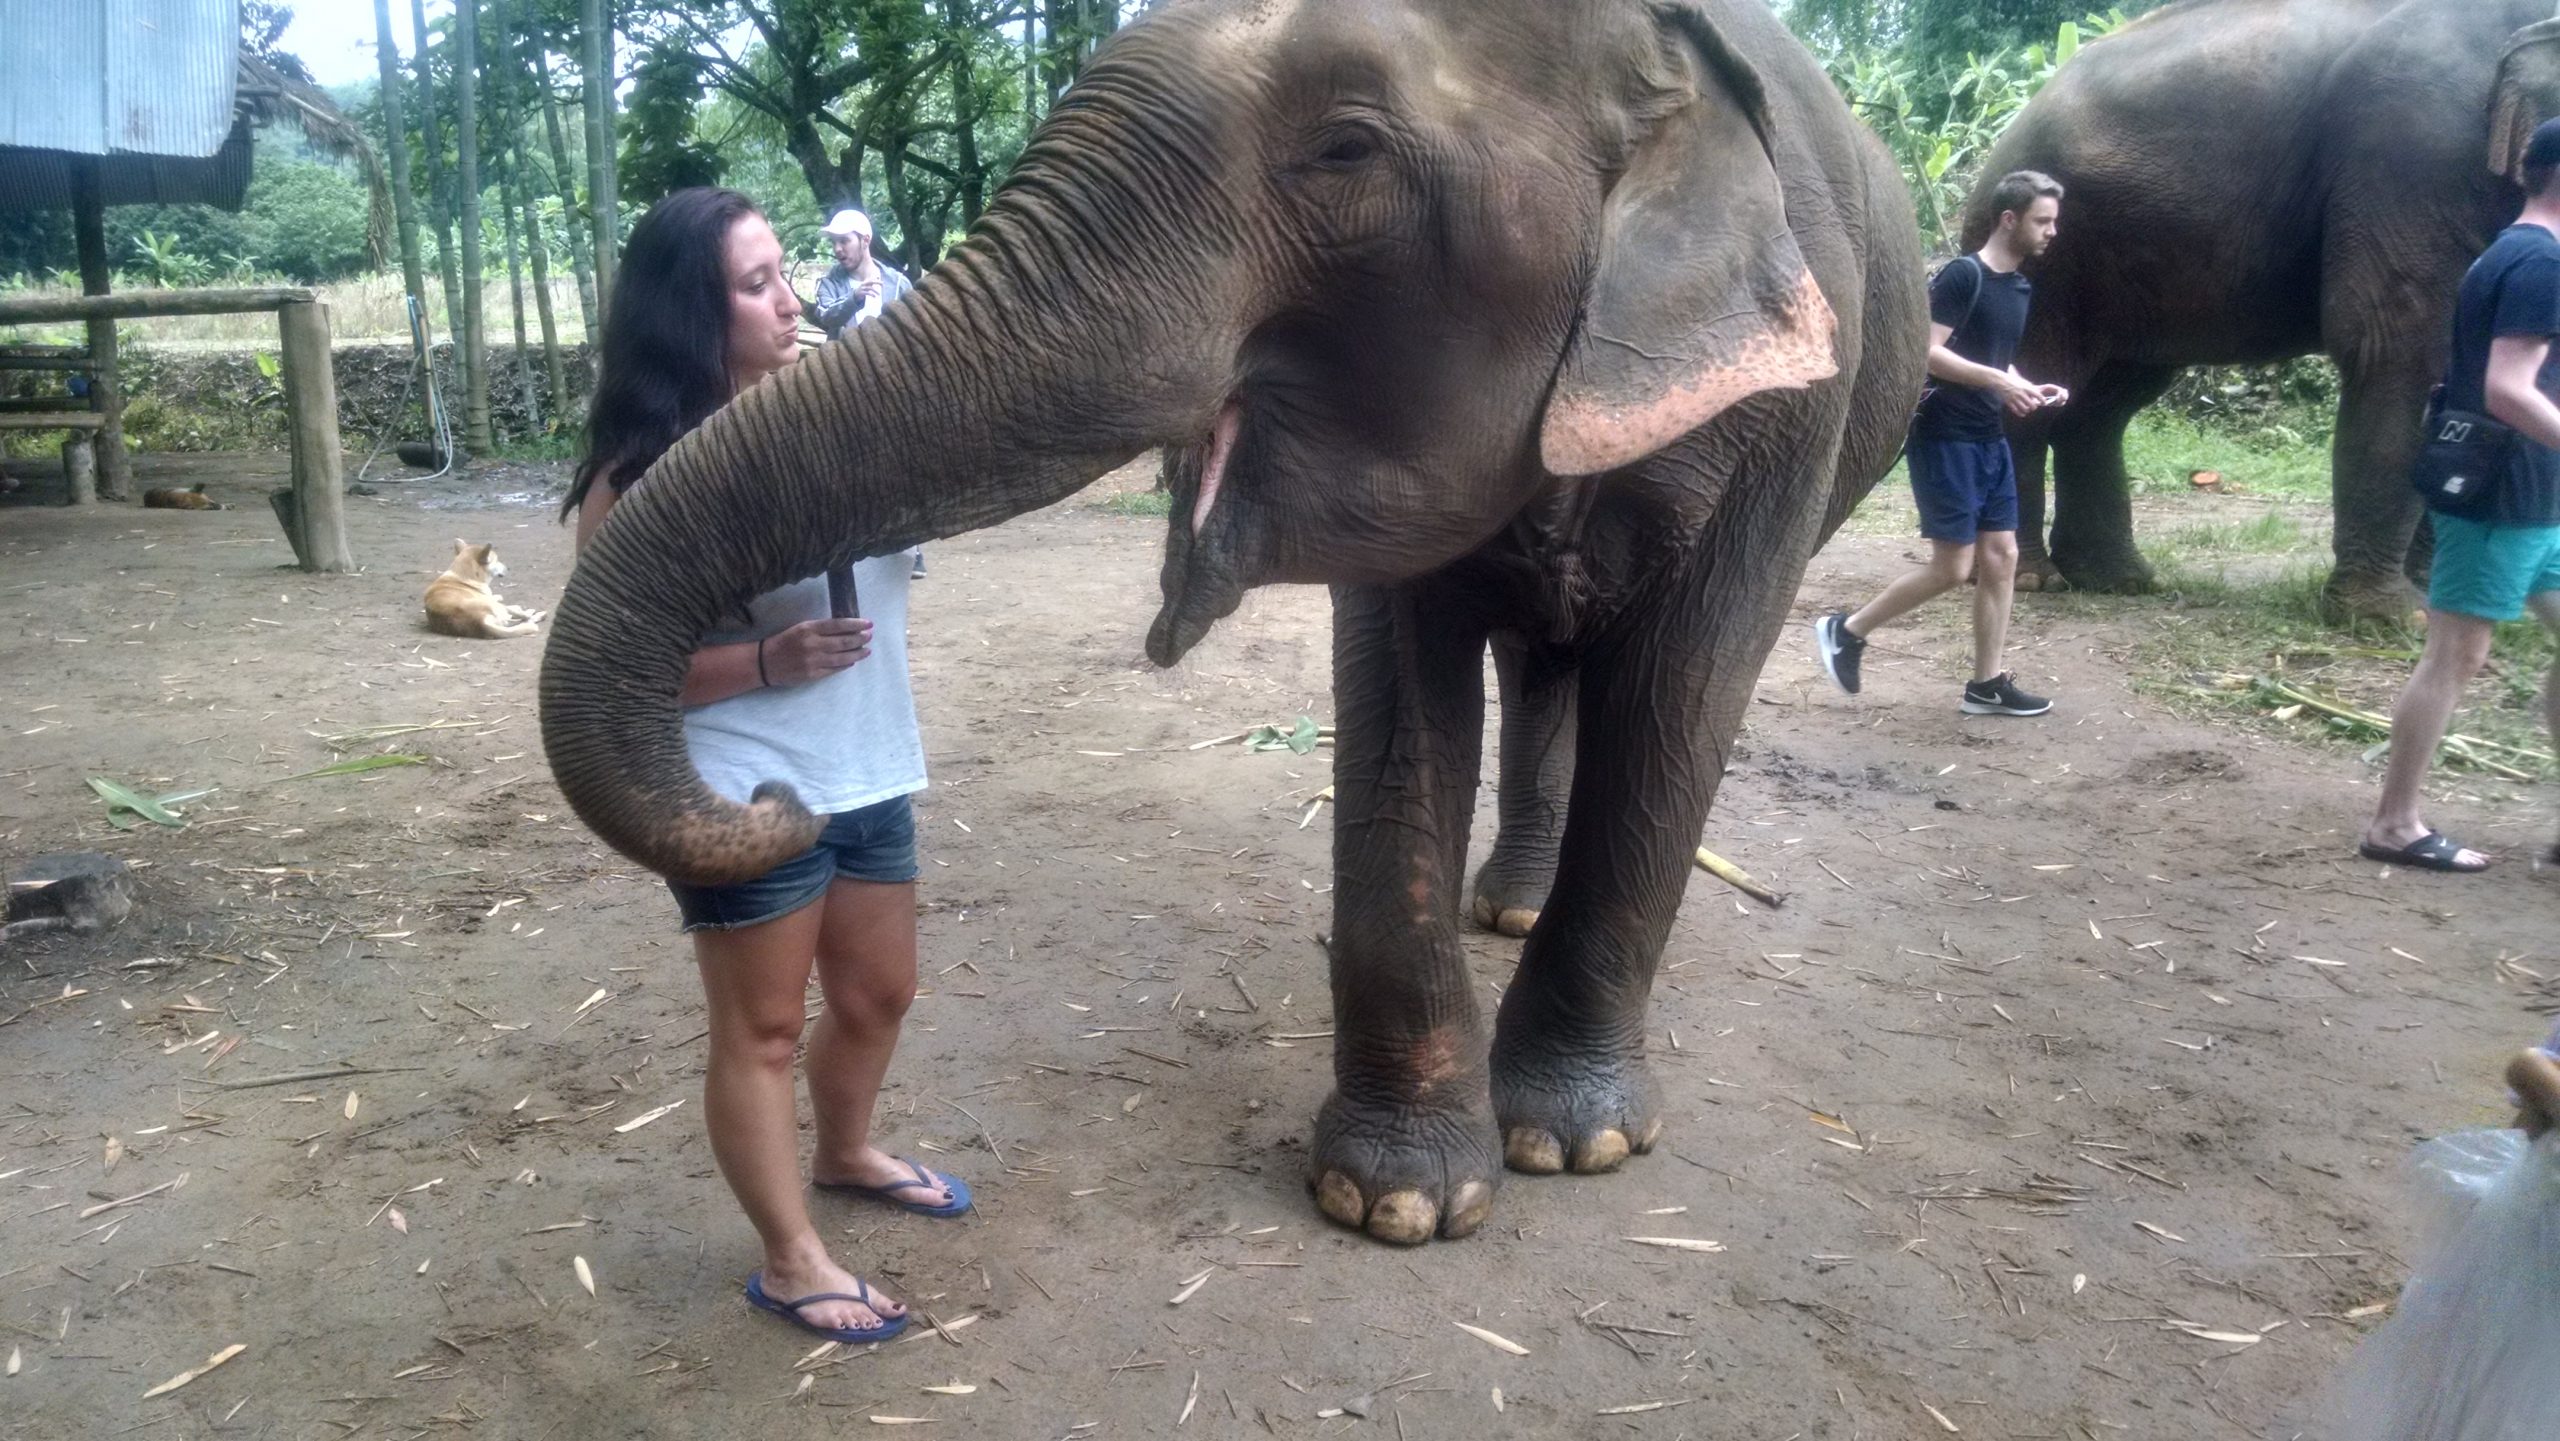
[1495,907,1539,938]
[1505,1127,1565,1174]
[1469,895,1498,929]
[1634,1117,1664,1151]
[1443,1179,1495,1238]
[1572,1129,1631,1173]
[1367,1191,1437,1245]
[1314,1171,1368,1230]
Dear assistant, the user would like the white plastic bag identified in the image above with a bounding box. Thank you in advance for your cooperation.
[2317,1125,2560,1441]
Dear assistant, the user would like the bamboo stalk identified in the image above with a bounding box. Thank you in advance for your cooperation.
[1694,847,1783,909]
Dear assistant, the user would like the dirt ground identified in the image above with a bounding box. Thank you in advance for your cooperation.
[3,451,2556,1441]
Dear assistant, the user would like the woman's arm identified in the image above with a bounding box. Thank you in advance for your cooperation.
[574,477,870,706]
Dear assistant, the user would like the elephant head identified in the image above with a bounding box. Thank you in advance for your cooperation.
[539,0,1841,885]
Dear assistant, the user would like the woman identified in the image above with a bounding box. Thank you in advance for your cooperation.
[560,187,965,1346]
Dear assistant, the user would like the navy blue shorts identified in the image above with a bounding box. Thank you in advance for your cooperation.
[1908,437,2020,544]
[666,794,920,933]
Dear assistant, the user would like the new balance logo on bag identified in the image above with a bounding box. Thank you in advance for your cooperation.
[2438,418,2475,444]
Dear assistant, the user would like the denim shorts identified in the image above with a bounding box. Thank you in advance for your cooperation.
[1908,436,2020,544]
[2428,514,2560,623]
[665,794,920,932]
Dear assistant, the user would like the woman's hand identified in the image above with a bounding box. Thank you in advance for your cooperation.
[760,617,873,686]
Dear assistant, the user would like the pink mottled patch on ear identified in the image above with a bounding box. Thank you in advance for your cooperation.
[1541,270,1840,478]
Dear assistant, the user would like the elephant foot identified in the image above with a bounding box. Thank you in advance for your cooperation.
[1492,1028,1662,1177]
[1468,858,1550,939]
[1308,1079,1502,1245]
[2052,545,2156,596]
[2013,554,2069,594]
[2320,570,2423,627]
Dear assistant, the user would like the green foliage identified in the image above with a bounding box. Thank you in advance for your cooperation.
[129,230,211,287]
[243,160,376,282]
[1801,13,2134,253]
[619,44,726,203]
[1785,0,2163,72]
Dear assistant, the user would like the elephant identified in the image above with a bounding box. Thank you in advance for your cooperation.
[538,0,1927,1244]
[1965,0,2560,618]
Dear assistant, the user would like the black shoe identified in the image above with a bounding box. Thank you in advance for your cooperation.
[910,550,927,579]
[1961,672,2051,716]
[1813,612,1865,695]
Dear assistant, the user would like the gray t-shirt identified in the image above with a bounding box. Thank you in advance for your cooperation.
[683,549,926,814]
[810,260,915,340]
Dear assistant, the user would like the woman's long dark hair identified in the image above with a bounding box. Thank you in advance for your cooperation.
[559,186,766,520]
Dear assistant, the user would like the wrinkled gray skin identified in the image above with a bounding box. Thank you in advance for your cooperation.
[1970,0,2560,617]
[539,0,1926,1244]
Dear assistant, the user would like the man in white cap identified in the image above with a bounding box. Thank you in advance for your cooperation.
[807,209,913,343]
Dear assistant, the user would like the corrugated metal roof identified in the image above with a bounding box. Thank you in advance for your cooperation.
[0,0,243,159]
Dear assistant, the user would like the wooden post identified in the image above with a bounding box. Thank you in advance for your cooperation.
[276,300,354,573]
[71,161,131,502]
[61,434,95,505]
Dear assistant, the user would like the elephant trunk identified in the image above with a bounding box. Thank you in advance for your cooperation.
[539,141,1236,884]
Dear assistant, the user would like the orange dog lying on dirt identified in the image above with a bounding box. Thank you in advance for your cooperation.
[422,540,543,639]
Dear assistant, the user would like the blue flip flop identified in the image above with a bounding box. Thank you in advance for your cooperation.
[814,1157,974,1218]
[744,1272,907,1344]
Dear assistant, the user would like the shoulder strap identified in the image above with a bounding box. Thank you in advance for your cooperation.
[1957,255,1987,333]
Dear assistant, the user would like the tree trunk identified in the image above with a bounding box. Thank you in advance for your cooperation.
[372,0,428,316]
[952,42,988,226]
[1022,14,1038,124]
[499,152,538,433]
[519,146,568,425]
[70,162,129,501]
[455,0,494,458]
[411,0,467,390]
[882,142,920,273]
[534,43,599,347]
[783,120,863,221]
[580,0,617,306]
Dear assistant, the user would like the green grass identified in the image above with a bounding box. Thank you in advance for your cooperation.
[2123,410,2331,502]
[1092,488,1172,519]
[2160,509,2305,556]
[2109,559,2554,780]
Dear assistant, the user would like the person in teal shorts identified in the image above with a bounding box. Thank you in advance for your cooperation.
[2360,120,2560,873]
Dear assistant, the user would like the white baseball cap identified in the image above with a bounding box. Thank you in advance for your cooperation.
[821,209,873,238]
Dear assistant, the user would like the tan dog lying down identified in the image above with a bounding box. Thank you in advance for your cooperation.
[423,540,543,639]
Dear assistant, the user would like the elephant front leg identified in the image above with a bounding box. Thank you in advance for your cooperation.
[1470,633,1575,938]
[1491,604,1754,1178]
[1311,585,1503,1244]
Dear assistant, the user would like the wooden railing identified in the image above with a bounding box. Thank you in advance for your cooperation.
[0,287,352,572]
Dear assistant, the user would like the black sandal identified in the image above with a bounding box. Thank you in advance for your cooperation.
[2358,831,2490,873]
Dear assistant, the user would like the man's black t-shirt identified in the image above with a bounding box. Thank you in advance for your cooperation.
[2442,223,2560,527]
[1912,256,2034,444]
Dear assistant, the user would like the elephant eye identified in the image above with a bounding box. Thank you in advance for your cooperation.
[1316,131,1380,168]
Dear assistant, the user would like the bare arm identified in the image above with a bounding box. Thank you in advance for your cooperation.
[574,479,870,706]
[1925,321,2045,415]
[2485,336,2560,451]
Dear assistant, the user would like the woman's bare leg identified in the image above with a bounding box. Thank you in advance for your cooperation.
[807,878,957,1206]
[695,902,904,1330]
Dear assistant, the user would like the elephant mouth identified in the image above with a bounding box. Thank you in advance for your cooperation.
[1146,396,1251,666]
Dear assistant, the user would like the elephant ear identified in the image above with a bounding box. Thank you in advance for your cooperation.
[1540,12,1840,478]
[2491,21,2560,182]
